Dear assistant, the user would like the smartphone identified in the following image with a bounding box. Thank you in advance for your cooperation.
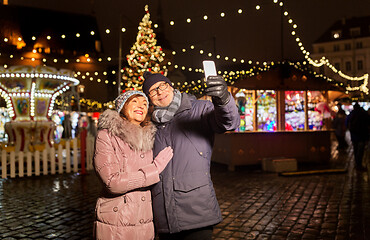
[202,60,217,81]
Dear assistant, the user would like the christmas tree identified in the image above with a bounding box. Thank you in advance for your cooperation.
[123,5,167,90]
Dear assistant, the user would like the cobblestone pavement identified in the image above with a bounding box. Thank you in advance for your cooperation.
[0,141,369,240]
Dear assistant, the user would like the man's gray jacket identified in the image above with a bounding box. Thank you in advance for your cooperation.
[151,92,240,233]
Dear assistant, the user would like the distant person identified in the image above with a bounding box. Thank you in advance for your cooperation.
[346,103,370,170]
[61,114,72,139]
[332,104,347,150]
[87,116,97,138]
[93,90,173,239]
[142,71,239,240]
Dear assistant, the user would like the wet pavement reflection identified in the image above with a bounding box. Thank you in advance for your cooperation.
[0,142,369,239]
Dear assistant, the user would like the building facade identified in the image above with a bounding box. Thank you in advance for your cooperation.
[311,16,370,91]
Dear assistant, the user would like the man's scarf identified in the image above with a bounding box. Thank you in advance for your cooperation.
[152,89,182,123]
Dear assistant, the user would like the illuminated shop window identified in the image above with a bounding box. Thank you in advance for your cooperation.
[235,90,254,132]
[257,90,276,132]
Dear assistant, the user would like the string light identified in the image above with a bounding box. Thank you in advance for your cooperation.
[158,1,368,94]
[0,1,367,96]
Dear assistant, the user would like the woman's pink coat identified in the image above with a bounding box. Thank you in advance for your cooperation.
[93,109,160,240]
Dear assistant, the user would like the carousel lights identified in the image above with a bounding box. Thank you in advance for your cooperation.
[30,82,36,117]
[48,94,58,116]
[0,70,79,87]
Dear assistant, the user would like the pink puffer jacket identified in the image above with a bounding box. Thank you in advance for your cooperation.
[93,110,160,240]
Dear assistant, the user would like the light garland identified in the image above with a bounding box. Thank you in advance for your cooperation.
[161,0,369,94]
[0,0,368,95]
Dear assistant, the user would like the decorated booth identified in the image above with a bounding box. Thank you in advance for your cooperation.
[0,65,79,152]
[213,62,346,170]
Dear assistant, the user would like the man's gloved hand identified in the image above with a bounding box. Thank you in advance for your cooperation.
[153,146,173,174]
[204,75,230,106]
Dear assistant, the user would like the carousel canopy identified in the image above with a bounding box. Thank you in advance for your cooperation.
[0,65,79,121]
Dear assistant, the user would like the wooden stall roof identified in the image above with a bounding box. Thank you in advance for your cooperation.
[233,62,345,91]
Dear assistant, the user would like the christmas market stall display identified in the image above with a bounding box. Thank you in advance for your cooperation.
[0,65,79,152]
[212,62,345,171]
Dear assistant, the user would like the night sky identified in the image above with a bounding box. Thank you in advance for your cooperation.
[7,0,370,69]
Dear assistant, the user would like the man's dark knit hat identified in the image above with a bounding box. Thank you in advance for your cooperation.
[142,71,172,96]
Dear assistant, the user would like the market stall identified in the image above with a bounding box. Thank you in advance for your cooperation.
[212,62,346,170]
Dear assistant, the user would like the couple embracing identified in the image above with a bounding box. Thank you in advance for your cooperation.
[93,72,240,240]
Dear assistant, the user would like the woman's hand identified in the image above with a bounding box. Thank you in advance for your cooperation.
[153,146,173,173]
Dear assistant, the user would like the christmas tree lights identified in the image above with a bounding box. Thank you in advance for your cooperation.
[122,5,167,91]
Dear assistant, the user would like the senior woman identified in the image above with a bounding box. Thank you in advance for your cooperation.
[93,90,173,240]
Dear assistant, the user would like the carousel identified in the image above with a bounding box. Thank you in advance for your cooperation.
[0,65,79,152]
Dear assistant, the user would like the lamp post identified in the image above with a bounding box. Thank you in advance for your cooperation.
[118,16,123,96]
[117,14,134,96]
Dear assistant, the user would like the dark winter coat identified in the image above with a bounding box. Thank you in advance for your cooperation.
[151,93,240,234]
[346,106,370,142]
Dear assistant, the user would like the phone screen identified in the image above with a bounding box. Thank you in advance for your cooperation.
[203,60,217,80]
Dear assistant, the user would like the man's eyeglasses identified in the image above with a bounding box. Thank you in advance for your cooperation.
[148,82,169,97]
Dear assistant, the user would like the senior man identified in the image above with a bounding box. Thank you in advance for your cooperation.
[142,71,239,240]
